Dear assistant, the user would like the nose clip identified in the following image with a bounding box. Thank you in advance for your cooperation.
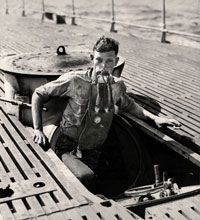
[101,70,109,76]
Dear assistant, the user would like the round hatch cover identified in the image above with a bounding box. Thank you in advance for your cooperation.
[0,46,92,76]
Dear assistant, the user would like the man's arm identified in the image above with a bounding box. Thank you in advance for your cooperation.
[116,81,181,128]
[32,92,47,146]
[31,73,74,146]
[128,101,181,128]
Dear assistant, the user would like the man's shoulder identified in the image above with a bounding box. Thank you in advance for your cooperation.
[112,77,126,93]
[113,76,126,86]
[58,70,91,82]
[113,76,124,83]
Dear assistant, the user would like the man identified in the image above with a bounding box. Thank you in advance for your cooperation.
[32,36,180,192]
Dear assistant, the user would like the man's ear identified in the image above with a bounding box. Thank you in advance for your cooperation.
[90,54,94,60]
[115,56,119,66]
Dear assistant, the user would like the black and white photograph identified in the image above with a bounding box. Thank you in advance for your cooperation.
[0,0,199,219]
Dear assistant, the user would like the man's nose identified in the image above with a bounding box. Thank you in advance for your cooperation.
[101,62,107,69]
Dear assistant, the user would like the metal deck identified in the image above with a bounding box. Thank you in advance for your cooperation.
[0,103,140,219]
[145,192,200,220]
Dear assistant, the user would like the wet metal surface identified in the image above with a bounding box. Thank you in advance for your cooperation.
[0,48,92,76]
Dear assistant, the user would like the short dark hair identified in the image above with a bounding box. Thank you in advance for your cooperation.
[93,36,119,55]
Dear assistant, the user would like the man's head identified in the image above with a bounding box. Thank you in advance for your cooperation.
[93,36,119,55]
[92,36,119,77]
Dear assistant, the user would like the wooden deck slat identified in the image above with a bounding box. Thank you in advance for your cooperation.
[128,94,199,140]
[0,203,15,220]
[178,202,200,220]
[47,212,67,220]
[163,98,200,118]
[186,196,200,214]
[125,48,199,73]
[52,190,75,211]
[12,199,31,219]
[145,193,200,220]
[125,76,182,100]
[0,89,4,97]
[138,53,199,75]
[125,49,199,70]
[125,103,197,142]
[0,107,89,209]
[0,141,24,182]
[128,87,197,122]
[0,140,13,184]
[147,207,188,220]
[126,84,199,133]
[113,203,143,220]
[1,113,72,182]
[0,123,36,180]
[126,68,200,96]
[124,70,200,100]
[125,61,200,92]
[126,83,200,128]
[145,210,170,220]
[63,208,84,220]
[128,88,200,131]
[0,160,11,185]
[125,75,200,103]
[92,203,126,220]
[128,81,200,119]
[123,67,199,100]
[8,114,89,206]
[178,97,200,110]
[126,62,199,85]
[128,88,184,116]
[77,206,101,220]
[39,193,60,215]
[0,105,105,219]
[126,56,200,83]
[0,109,50,179]
[26,196,46,218]
[93,202,141,220]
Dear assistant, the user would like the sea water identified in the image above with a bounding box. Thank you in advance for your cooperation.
[0,0,199,48]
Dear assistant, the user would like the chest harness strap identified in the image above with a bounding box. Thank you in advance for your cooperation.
[73,76,114,158]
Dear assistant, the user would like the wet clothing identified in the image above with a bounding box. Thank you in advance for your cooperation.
[35,69,147,193]
[35,69,137,151]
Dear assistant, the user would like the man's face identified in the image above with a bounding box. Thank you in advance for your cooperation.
[93,50,118,75]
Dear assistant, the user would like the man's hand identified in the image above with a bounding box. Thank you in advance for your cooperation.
[154,117,181,129]
[33,129,47,146]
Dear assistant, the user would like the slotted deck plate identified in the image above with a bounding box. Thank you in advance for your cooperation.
[0,104,139,219]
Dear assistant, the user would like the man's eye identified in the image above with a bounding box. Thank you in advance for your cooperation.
[107,60,114,65]
[96,58,102,63]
